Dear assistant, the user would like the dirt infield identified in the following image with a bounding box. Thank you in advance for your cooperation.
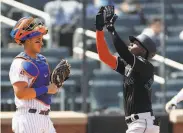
[169,109,183,133]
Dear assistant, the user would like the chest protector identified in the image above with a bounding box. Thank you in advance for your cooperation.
[16,52,52,105]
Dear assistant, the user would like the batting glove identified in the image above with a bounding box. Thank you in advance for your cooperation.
[96,6,105,31]
[104,5,118,32]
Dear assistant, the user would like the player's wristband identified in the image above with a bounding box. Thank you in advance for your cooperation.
[34,86,48,97]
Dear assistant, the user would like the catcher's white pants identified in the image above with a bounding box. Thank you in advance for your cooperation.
[12,108,56,133]
[126,112,160,133]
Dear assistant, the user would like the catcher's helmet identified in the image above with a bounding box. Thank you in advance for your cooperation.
[10,17,48,44]
[129,34,157,59]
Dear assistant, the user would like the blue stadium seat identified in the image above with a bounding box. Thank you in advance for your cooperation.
[62,80,77,94]
[46,58,61,70]
[166,46,183,63]
[170,71,183,79]
[133,25,146,34]
[1,70,9,81]
[1,58,13,71]
[92,69,123,81]
[41,47,70,58]
[1,47,70,58]
[165,37,182,46]
[1,81,13,92]
[114,26,135,39]
[145,14,175,25]
[141,3,161,14]
[177,15,183,24]
[89,80,123,111]
[172,4,183,14]
[152,103,163,112]
[1,48,23,57]
[66,58,99,70]
[69,69,82,86]
[151,79,183,103]
[115,15,141,26]
[166,79,183,90]
[1,57,60,71]
[152,79,183,92]
[167,26,183,36]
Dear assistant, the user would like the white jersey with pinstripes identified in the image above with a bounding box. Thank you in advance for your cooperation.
[9,58,50,110]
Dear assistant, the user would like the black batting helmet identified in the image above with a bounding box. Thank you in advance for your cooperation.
[129,34,157,59]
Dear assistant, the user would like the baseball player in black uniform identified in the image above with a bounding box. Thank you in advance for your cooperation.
[96,6,160,133]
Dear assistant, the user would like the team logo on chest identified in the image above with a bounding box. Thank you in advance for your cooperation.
[44,73,48,78]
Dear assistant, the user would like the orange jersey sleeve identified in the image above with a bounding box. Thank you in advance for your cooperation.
[96,30,117,69]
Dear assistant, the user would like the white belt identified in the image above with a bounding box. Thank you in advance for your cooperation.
[125,112,155,120]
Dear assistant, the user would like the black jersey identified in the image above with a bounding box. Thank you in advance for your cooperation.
[110,30,155,116]
[115,56,154,116]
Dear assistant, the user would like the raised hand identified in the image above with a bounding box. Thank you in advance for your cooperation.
[96,6,105,31]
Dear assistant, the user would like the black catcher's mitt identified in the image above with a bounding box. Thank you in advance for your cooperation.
[51,59,71,88]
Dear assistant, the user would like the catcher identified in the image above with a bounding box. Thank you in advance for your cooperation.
[96,6,159,133]
[9,17,70,133]
[165,88,183,113]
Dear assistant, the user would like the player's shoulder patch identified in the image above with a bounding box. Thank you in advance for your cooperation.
[21,60,39,77]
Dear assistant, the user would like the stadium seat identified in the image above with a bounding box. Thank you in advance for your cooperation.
[41,47,70,58]
[1,70,9,81]
[1,47,70,58]
[166,79,183,90]
[68,69,83,86]
[133,25,146,34]
[154,90,179,105]
[167,26,183,37]
[172,4,183,14]
[170,71,183,79]
[152,103,163,112]
[1,58,13,71]
[66,57,99,70]
[152,79,183,92]
[141,3,161,14]
[151,79,183,103]
[166,46,183,63]
[47,58,61,70]
[92,69,123,81]
[165,37,182,46]
[89,80,123,111]
[1,48,23,57]
[145,14,175,25]
[115,15,141,26]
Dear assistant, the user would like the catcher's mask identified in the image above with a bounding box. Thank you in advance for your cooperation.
[129,34,157,59]
[10,17,48,44]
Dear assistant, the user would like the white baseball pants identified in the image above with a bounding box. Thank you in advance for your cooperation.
[126,112,160,133]
[12,109,56,133]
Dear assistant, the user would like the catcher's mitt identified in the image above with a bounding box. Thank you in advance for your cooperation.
[51,59,71,88]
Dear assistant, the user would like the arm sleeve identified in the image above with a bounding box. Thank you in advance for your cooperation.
[110,30,152,73]
[110,30,134,65]
[96,30,118,70]
[9,59,34,86]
